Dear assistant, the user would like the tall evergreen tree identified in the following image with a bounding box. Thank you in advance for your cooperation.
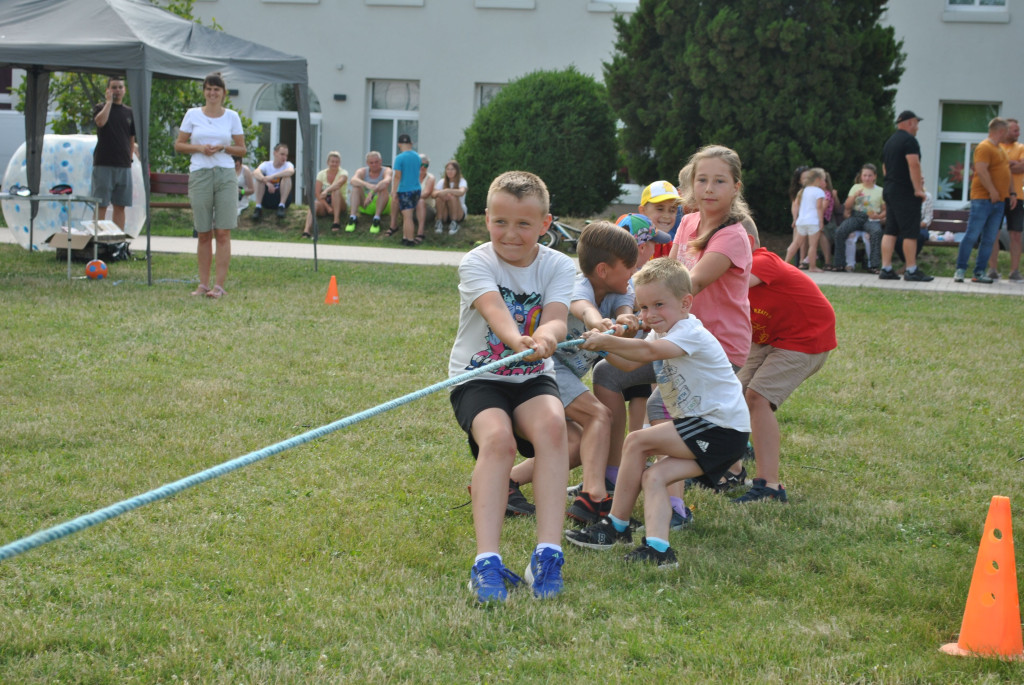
[606,0,904,232]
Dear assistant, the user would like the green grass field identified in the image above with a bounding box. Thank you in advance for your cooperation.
[1,240,1023,683]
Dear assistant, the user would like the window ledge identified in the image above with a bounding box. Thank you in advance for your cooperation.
[475,0,535,8]
[942,9,1010,23]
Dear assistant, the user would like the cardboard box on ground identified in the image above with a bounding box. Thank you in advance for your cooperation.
[45,220,132,262]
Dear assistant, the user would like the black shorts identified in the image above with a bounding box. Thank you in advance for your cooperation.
[1006,197,1024,232]
[673,416,749,488]
[623,383,653,401]
[450,376,559,459]
[883,191,922,240]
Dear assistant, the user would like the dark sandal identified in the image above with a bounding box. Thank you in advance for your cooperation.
[413,234,425,245]
[330,223,341,233]
[383,227,400,238]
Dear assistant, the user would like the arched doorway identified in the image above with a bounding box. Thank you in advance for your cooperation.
[253,85,322,200]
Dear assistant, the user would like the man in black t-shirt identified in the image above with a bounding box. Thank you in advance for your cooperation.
[91,76,137,230]
[879,110,933,282]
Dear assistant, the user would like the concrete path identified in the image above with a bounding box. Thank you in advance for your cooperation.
[4,229,1023,296]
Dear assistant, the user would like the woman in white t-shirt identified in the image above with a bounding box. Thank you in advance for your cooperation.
[434,159,468,235]
[173,73,246,299]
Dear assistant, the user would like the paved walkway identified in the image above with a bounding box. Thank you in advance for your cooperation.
[4,230,1023,296]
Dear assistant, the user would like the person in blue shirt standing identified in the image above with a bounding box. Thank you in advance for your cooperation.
[391,133,423,246]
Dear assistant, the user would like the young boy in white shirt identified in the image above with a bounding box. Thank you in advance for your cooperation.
[565,257,750,566]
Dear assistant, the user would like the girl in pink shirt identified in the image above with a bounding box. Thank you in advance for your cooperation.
[667,145,753,369]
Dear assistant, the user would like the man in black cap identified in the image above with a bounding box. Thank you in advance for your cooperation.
[879,110,933,281]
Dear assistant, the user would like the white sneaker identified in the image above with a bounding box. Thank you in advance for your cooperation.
[449,220,460,235]
[435,219,444,234]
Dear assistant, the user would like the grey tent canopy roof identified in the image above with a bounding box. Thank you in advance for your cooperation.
[0,0,319,278]
[0,0,307,84]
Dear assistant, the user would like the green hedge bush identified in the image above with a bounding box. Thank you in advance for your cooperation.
[455,67,620,217]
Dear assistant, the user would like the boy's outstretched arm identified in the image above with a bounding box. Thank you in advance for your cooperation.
[473,295,567,362]
[580,329,682,370]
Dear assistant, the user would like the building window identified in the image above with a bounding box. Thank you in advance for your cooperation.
[368,80,419,166]
[935,102,1000,205]
[944,0,1009,22]
[475,83,504,112]
[947,0,1006,8]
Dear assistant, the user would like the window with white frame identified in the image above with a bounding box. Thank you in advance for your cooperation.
[475,83,504,112]
[944,0,1009,22]
[947,0,1006,8]
[935,102,1000,205]
[368,80,419,166]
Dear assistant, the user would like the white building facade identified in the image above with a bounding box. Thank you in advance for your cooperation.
[3,0,1021,211]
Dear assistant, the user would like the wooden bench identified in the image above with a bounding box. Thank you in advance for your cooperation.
[149,172,190,209]
[924,208,968,247]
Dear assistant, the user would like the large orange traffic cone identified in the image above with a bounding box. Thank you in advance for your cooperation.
[324,275,339,305]
[940,496,1023,660]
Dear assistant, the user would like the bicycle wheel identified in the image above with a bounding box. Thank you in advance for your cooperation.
[538,227,561,249]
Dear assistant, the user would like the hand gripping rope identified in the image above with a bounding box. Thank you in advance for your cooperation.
[0,338,596,562]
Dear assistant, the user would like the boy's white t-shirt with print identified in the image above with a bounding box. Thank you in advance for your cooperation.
[650,314,750,432]
[449,242,575,384]
[555,273,634,378]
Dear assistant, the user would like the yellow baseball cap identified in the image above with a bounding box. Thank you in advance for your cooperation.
[640,180,681,206]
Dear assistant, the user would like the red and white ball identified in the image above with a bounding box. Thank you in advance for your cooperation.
[85,259,108,280]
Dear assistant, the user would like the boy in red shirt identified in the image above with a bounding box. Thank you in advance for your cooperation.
[733,246,837,502]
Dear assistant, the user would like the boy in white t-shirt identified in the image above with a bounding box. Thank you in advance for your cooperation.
[565,257,750,567]
[449,170,575,602]
[252,143,295,219]
[784,167,827,272]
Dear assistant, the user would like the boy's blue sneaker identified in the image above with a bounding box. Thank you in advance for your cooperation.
[731,478,788,503]
[525,547,564,599]
[669,505,693,531]
[564,517,632,550]
[468,555,523,603]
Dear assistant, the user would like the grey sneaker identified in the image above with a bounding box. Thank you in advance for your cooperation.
[435,219,444,234]
[903,268,934,282]
[972,273,994,284]
[564,517,631,550]
[878,268,900,280]
[1009,270,1024,283]
[449,220,460,235]
[987,269,1000,281]
[954,268,966,283]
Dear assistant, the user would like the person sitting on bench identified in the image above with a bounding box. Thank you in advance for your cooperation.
[252,143,295,219]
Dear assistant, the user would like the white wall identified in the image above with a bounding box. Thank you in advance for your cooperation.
[191,0,635,189]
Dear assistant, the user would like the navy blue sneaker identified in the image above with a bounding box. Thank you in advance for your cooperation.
[624,538,679,568]
[468,555,522,603]
[525,547,564,598]
[564,517,632,550]
[732,478,788,503]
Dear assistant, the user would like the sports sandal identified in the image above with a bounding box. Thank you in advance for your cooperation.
[206,285,227,299]
[413,233,425,245]
[190,284,211,296]
[383,227,399,238]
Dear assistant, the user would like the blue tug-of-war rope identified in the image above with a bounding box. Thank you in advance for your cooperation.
[0,338,590,562]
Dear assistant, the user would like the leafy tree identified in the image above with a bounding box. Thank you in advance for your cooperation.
[455,67,620,217]
[605,0,904,232]
[14,0,262,172]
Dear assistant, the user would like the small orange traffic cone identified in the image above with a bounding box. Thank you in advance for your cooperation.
[324,275,339,305]
[940,496,1023,660]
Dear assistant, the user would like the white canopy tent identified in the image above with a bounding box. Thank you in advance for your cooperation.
[0,0,321,279]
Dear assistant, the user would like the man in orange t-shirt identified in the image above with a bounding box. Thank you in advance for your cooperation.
[987,118,1024,281]
[955,117,1015,283]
